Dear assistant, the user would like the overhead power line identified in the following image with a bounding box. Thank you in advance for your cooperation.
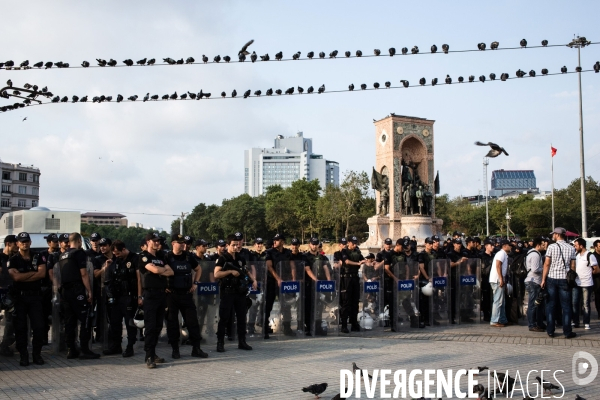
[1,40,597,71]
[1,66,598,114]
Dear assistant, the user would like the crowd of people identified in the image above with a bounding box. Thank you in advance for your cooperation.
[1,226,598,369]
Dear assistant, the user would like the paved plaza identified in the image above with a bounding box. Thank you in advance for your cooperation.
[0,321,598,399]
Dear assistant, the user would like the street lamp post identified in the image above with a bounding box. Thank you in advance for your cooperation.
[567,35,591,238]
[483,157,490,236]
[505,208,511,239]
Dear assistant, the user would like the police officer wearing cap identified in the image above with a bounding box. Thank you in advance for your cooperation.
[375,238,393,272]
[214,234,255,352]
[101,240,140,357]
[339,236,366,333]
[138,232,174,368]
[447,238,469,324]
[182,235,193,253]
[264,233,294,338]
[165,234,208,359]
[93,237,113,343]
[480,239,495,322]
[7,232,47,366]
[417,237,436,325]
[58,232,100,359]
[234,232,253,263]
[0,235,18,356]
[86,232,102,258]
[333,238,347,269]
[303,237,331,336]
[193,239,214,340]
[39,233,59,343]
[383,239,410,331]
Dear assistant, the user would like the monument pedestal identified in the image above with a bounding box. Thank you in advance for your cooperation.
[361,215,389,254]
[397,216,433,245]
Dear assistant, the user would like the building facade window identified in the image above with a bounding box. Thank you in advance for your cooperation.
[18,173,27,181]
[32,200,38,207]
[1,185,9,193]
[33,175,39,183]
[2,172,10,180]
[18,186,27,194]
[32,187,39,196]
[1,199,9,207]
[17,199,26,207]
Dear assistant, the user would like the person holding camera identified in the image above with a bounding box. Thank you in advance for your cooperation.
[214,234,255,352]
[7,232,47,366]
[525,237,546,332]
[165,233,208,360]
[101,240,139,357]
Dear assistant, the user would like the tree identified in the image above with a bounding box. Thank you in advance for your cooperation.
[81,223,168,251]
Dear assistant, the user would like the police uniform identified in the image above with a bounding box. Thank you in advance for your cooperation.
[247,238,266,334]
[0,235,17,356]
[264,234,293,337]
[417,239,437,325]
[165,234,207,359]
[58,242,100,359]
[480,241,494,322]
[138,233,169,366]
[339,237,364,333]
[302,238,331,336]
[215,249,253,352]
[38,234,58,343]
[92,238,113,343]
[8,233,46,365]
[384,243,407,331]
[103,249,139,356]
[192,239,213,339]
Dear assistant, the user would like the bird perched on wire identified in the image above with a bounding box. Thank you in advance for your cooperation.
[266,88,273,96]
[535,376,559,395]
[123,59,133,66]
[180,93,187,100]
[231,89,237,98]
[301,383,327,399]
[151,94,158,100]
[360,83,367,90]
[275,51,283,61]
[356,50,362,57]
[348,83,354,91]
[541,39,548,46]
[400,80,409,88]
[20,60,29,67]
[161,94,169,100]
[419,77,426,85]
[187,91,196,100]
[137,58,147,65]
[445,75,452,84]
[345,51,351,57]
[44,62,53,69]
[475,141,509,158]
[170,92,178,100]
[238,53,246,62]
[108,59,118,67]
[430,44,437,53]
[275,89,282,95]
[221,92,226,98]
[223,55,231,63]
[373,82,380,89]
[520,39,527,47]
[319,51,325,59]
[143,93,150,102]
[97,59,107,67]
[243,90,251,98]
[239,39,254,56]
[186,57,195,64]
[147,58,156,65]
[374,49,381,56]
[318,84,325,94]
[298,86,304,94]
[411,46,419,54]
[469,75,475,82]
[306,52,314,59]
[594,62,600,73]
[202,55,208,64]
[285,87,294,95]
[127,95,138,101]
[477,42,486,51]
[176,58,184,64]
[293,52,301,60]
[213,55,221,63]
[401,47,408,55]
[250,52,257,62]
[442,44,449,54]
[260,53,269,61]
[385,81,391,88]
[307,86,314,94]
[254,90,261,97]
[80,96,88,102]
[32,61,43,68]
[491,41,499,50]
[329,50,338,58]
[389,47,396,56]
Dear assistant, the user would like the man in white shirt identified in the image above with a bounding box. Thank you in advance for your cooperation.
[525,237,545,332]
[573,238,597,330]
[489,239,511,327]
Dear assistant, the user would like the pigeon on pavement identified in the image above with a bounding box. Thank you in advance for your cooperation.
[302,383,328,399]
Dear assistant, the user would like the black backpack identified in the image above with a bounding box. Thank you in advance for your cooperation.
[510,252,528,278]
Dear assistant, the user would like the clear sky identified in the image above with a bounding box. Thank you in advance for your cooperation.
[1,1,599,229]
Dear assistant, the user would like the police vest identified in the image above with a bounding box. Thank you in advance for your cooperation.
[9,252,41,291]
[108,254,138,296]
[59,249,86,285]
[167,252,193,291]
[304,252,330,280]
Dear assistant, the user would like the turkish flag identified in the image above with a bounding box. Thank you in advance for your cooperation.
[551,146,557,157]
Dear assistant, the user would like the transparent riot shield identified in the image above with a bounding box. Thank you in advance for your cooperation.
[86,258,96,349]
[100,269,110,350]
[430,259,451,326]
[194,261,219,345]
[275,261,304,339]
[245,261,267,340]
[309,257,340,337]
[393,261,421,331]
[358,261,384,334]
[456,258,482,324]
[51,260,64,354]
[0,264,14,351]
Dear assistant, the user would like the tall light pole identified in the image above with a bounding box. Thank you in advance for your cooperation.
[506,208,511,239]
[179,212,189,235]
[567,35,591,238]
[483,157,490,236]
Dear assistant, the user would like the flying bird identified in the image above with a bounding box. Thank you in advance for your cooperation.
[475,141,509,157]
[22,117,27,121]
[301,383,328,399]
[239,39,254,56]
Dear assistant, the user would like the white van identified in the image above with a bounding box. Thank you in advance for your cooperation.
[0,207,90,252]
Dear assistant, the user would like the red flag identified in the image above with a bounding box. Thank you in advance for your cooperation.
[551,146,557,157]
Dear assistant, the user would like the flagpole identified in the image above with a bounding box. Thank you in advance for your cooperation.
[551,144,555,229]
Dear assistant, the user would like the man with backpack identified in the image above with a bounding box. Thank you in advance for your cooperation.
[573,238,597,330]
[525,237,546,332]
[541,228,577,338]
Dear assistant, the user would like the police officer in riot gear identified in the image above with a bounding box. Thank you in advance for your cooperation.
[303,237,331,336]
[166,234,208,359]
[264,233,294,338]
[417,238,435,325]
[340,236,366,333]
[93,237,113,343]
[247,238,266,334]
[448,238,469,324]
[333,238,347,269]
[38,233,59,344]
[59,232,100,359]
[102,240,139,357]
[214,234,255,352]
[138,232,173,368]
[384,239,410,331]
[375,238,393,270]
[193,239,214,341]
[0,235,18,357]
[8,232,47,366]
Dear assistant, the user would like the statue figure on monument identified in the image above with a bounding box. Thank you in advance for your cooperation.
[409,183,417,214]
[416,185,424,215]
[371,167,390,216]
[423,184,433,216]
[401,160,413,184]
[402,183,411,215]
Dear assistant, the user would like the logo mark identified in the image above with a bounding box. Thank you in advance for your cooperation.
[572,351,598,385]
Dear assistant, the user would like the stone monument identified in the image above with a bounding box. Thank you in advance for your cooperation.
[362,114,443,253]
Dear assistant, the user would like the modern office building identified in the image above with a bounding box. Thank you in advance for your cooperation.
[489,170,537,197]
[244,132,339,196]
[81,212,128,227]
[0,161,41,218]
